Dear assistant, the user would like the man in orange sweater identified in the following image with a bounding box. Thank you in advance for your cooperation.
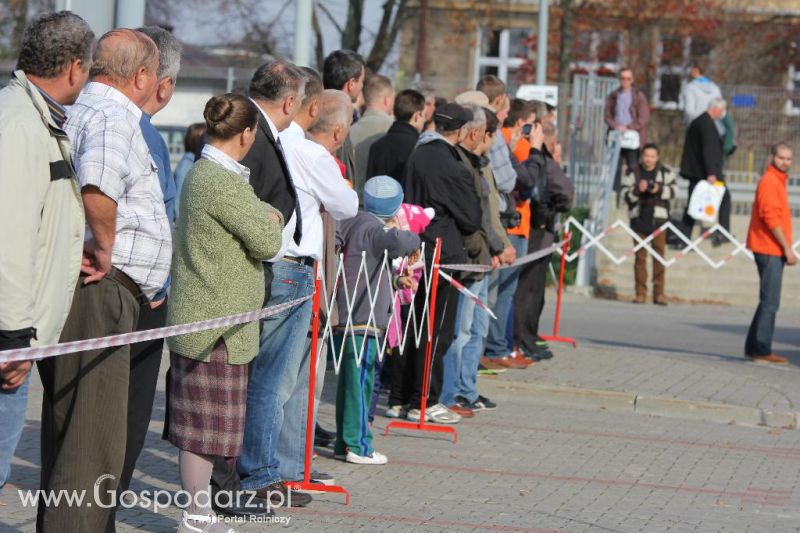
[745,143,797,364]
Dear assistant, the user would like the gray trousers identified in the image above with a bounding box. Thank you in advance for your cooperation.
[37,274,139,533]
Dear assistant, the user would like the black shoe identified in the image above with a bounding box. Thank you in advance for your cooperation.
[534,339,554,360]
[314,423,334,447]
[468,395,497,411]
[255,481,313,507]
[211,490,274,517]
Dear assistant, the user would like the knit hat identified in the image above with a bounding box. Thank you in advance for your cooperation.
[364,176,404,219]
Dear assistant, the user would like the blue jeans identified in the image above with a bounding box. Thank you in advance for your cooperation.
[238,262,314,489]
[0,375,29,492]
[458,277,490,404]
[485,235,528,358]
[440,277,486,407]
[745,253,784,356]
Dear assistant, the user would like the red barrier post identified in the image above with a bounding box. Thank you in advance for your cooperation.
[288,263,350,503]
[385,239,457,442]
[540,232,577,348]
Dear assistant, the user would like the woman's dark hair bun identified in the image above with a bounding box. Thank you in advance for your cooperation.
[204,96,235,127]
[202,93,259,141]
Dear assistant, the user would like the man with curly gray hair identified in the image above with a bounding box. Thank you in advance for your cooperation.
[0,9,93,496]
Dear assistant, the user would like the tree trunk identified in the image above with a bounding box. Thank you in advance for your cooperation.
[557,0,575,84]
[342,0,364,51]
[365,0,409,72]
[312,5,325,71]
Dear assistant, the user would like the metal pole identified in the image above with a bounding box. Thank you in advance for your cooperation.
[293,0,312,67]
[536,0,549,84]
[226,67,234,93]
[115,0,145,28]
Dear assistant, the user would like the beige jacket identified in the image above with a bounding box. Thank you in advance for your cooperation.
[0,70,84,346]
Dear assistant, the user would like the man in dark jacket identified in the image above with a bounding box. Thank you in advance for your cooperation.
[366,89,426,181]
[398,102,482,424]
[217,59,311,513]
[679,98,731,245]
[514,121,574,362]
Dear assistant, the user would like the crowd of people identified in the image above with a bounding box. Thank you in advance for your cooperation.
[0,11,574,533]
[2,10,794,533]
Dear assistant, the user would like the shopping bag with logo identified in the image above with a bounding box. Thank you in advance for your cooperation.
[687,180,726,223]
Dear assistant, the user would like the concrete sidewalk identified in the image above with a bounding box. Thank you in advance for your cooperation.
[486,294,800,428]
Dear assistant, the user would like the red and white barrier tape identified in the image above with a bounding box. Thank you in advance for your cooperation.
[437,270,497,320]
[0,296,313,364]
[439,241,565,273]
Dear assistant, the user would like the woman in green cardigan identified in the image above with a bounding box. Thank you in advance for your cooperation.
[166,93,283,533]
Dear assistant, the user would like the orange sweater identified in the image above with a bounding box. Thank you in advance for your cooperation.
[501,128,531,239]
[747,165,793,257]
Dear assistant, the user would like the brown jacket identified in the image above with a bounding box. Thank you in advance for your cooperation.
[604,87,650,145]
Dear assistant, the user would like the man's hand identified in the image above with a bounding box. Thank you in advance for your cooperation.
[499,245,516,265]
[81,239,112,284]
[0,360,32,390]
[617,125,628,133]
[785,247,798,266]
[149,298,166,310]
[491,256,501,270]
[707,175,718,184]
[529,122,544,151]
[638,180,648,193]
[650,182,661,195]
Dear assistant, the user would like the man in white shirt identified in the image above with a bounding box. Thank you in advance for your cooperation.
[275,73,359,486]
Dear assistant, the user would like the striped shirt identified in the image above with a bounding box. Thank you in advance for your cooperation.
[65,82,172,300]
[487,128,517,211]
[34,85,66,128]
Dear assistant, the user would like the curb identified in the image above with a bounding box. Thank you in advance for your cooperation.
[484,379,799,430]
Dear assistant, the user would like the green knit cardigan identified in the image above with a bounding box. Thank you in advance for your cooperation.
[166,159,284,363]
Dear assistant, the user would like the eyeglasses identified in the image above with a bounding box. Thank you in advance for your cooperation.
[620,76,633,81]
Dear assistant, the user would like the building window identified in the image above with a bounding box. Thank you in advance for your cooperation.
[787,65,800,116]
[473,27,531,93]
[653,35,713,109]
[569,31,622,78]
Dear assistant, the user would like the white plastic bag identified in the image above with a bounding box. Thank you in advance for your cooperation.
[687,180,726,223]
[619,130,640,150]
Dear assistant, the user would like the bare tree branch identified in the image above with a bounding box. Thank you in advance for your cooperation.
[316,2,344,35]
[312,3,325,71]
[366,0,409,72]
[342,0,364,51]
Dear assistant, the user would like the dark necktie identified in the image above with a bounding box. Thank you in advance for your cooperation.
[275,137,303,245]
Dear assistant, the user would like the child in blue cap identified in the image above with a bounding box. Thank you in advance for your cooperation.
[333,176,420,464]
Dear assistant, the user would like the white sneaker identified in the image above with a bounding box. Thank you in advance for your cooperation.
[345,450,388,465]
[178,511,238,533]
[426,403,462,424]
[385,405,407,419]
[406,408,429,422]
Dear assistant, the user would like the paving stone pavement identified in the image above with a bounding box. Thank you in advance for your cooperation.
[525,295,800,414]
[2,297,800,532]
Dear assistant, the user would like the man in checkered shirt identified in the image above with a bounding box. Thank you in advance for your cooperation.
[36,28,171,533]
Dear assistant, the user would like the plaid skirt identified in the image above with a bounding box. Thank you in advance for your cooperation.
[167,340,249,456]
